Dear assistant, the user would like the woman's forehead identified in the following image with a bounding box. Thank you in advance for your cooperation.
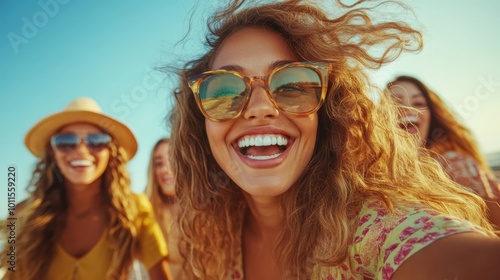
[390,82,424,99]
[212,27,296,72]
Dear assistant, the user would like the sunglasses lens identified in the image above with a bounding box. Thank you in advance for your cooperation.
[86,134,111,150]
[192,63,327,121]
[198,73,248,120]
[51,133,111,152]
[51,134,78,152]
[270,66,323,114]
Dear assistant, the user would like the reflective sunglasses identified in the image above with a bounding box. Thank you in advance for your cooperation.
[50,133,112,153]
[187,62,330,122]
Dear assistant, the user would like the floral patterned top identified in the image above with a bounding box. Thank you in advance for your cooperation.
[224,200,485,280]
[437,151,500,200]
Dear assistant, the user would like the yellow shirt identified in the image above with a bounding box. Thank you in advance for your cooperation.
[45,194,168,280]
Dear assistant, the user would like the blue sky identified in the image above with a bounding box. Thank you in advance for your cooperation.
[1,0,500,219]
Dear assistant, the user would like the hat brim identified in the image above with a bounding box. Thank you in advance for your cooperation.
[25,110,138,161]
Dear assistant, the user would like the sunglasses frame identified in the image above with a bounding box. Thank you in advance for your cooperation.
[187,61,331,122]
[50,133,112,153]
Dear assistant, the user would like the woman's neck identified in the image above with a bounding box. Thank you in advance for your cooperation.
[161,194,177,205]
[243,195,284,244]
[242,195,284,280]
[65,178,103,217]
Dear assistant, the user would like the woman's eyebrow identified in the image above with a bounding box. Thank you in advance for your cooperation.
[217,65,244,71]
[269,60,295,70]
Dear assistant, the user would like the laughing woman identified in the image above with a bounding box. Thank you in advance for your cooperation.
[169,0,500,279]
[1,98,171,280]
[388,75,500,230]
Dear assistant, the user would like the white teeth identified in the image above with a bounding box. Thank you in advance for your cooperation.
[70,160,93,167]
[247,153,281,160]
[399,115,419,125]
[255,136,263,146]
[238,134,288,148]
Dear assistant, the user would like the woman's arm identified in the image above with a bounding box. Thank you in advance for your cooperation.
[148,258,173,280]
[133,194,171,278]
[392,232,500,280]
[439,151,499,198]
[485,199,500,232]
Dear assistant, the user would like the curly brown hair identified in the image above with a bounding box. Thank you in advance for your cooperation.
[168,0,496,278]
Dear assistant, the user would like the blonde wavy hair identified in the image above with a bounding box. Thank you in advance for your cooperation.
[1,137,139,280]
[387,75,493,173]
[168,0,496,278]
[144,138,175,240]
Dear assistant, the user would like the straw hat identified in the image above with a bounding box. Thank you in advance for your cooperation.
[25,97,138,161]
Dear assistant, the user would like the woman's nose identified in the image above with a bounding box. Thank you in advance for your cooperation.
[74,140,91,154]
[242,85,279,120]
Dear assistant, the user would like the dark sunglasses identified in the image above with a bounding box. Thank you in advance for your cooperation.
[50,133,112,153]
[187,62,330,122]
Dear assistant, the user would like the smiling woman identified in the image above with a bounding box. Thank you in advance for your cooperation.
[168,0,500,279]
[144,138,182,278]
[388,75,500,230]
[0,98,172,280]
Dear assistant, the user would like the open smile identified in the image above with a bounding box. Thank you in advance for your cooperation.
[236,134,291,161]
[69,159,93,167]
[399,115,420,134]
[67,159,95,171]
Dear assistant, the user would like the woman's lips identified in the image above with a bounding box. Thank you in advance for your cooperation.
[161,176,174,184]
[233,134,294,168]
[68,159,94,171]
[404,125,419,134]
[237,134,289,160]
[399,115,420,134]
[69,159,93,167]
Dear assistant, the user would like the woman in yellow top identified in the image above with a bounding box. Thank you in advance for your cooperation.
[1,98,171,280]
[145,138,181,278]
